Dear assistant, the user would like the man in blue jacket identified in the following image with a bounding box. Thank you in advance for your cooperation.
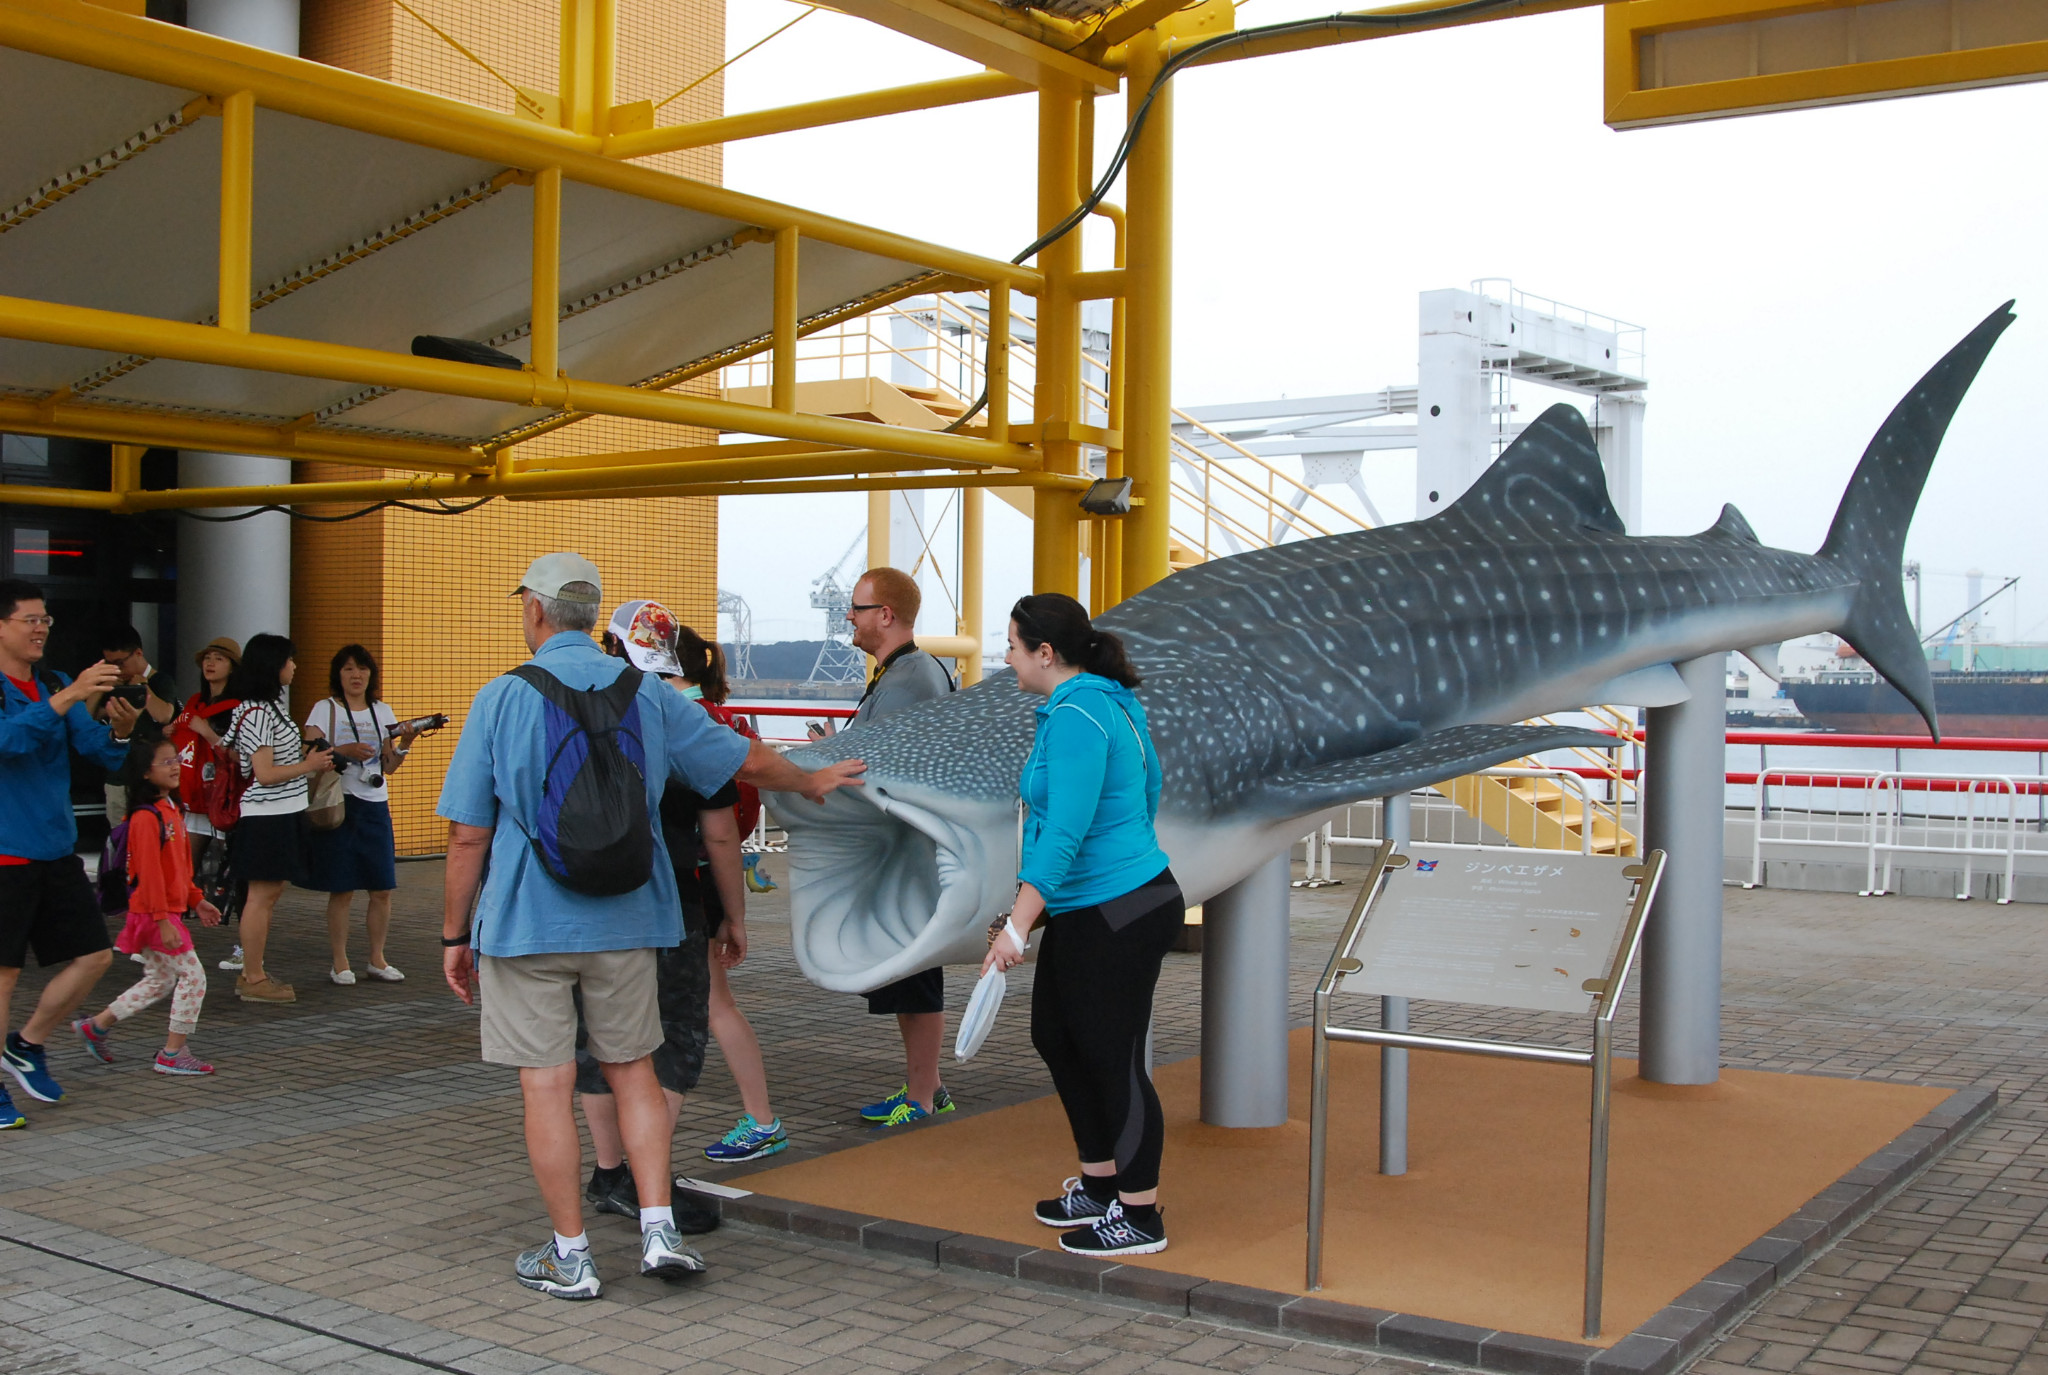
[0,579,139,1129]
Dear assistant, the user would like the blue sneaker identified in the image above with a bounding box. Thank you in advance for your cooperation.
[703,1114,788,1163]
[860,1084,954,1122]
[872,1099,931,1129]
[3,1033,62,1104]
[0,1084,24,1130]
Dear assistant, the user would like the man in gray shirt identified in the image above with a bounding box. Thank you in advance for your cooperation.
[838,568,956,1127]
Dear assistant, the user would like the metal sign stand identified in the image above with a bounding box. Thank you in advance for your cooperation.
[1305,841,1666,1339]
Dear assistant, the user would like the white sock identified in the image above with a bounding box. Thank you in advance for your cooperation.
[553,1230,589,1259]
[639,1206,673,1233]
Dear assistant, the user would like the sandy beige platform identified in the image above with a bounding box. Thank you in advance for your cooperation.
[740,1028,1946,1345]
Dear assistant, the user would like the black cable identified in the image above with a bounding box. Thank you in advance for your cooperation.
[175,496,496,522]
[950,0,1529,436]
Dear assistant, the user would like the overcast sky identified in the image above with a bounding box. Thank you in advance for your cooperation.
[715,1,2048,653]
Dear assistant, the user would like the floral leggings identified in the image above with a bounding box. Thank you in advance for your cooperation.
[107,949,208,1037]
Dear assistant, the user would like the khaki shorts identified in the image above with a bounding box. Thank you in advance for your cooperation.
[478,948,660,1069]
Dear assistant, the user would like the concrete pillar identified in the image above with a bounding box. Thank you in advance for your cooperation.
[1200,852,1292,1127]
[176,2,297,692]
[1640,654,1725,1084]
[1416,288,1497,518]
[1379,793,1412,1174]
[1593,393,1647,534]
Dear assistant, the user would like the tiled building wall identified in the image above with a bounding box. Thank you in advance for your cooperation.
[294,2,726,854]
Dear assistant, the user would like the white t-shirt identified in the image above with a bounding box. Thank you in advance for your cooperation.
[227,698,307,816]
[306,699,399,802]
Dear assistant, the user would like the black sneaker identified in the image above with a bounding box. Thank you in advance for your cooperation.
[1034,1176,1112,1228]
[584,1165,637,1219]
[1058,1201,1168,1257]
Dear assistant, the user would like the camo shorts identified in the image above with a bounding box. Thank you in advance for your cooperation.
[572,907,711,1096]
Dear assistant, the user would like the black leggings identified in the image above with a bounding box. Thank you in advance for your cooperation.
[1029,869,1184,1196]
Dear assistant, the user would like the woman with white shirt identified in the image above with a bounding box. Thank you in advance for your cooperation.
[304,645,416,985]
[224,634,335,1005]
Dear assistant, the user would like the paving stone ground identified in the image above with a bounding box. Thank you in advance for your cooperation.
[0,851,2040,1375]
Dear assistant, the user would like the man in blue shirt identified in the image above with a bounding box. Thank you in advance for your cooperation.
[0,578,139,1129]
[439,553,863,1301]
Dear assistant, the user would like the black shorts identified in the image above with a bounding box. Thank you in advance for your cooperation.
[0,856,114,969]
[573,939,711,1097]
[865,966,944,1016]
[231,811,309,886]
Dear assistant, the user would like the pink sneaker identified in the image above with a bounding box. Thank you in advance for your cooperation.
[153,1048,213,1077]
[72,1018,112,1065]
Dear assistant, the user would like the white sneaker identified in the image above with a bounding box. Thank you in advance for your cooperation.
[640,1221,706,1281]
[364,964,405,982]
[218,946,243,972]
[329,969,357,986]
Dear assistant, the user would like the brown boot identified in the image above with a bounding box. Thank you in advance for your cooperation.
[236,974,296,1003]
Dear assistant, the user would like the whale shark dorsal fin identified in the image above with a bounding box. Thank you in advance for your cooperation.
[1250,723,1614,817]
[1445,403,1625,534]
[1588,663,1690,707]
[1704,503,1761,543]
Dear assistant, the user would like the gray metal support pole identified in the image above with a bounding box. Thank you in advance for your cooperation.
[1379,793,1411,1174]
[1201,851,1292,1127]
[1640,654,1724,1084]
[175,5,298,691]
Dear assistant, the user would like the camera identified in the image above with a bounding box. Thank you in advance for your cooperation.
[108,683,147,709]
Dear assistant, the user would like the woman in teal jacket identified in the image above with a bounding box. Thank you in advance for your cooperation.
[982,593,1182,1258]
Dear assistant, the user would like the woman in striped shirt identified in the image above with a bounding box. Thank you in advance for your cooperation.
[224,634,334,1005]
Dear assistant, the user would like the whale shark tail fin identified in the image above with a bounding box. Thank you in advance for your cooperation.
[1820,302,2016,744]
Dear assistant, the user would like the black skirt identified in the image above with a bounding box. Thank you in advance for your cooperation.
[230,811,310,885]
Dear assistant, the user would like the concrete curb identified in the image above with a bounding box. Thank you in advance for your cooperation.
[696,1083,1998,1375]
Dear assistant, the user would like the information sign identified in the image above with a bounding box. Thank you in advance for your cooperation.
[1349,853,1636,1015]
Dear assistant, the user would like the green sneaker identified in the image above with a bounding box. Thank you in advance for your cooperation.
[860,1084,953,1122]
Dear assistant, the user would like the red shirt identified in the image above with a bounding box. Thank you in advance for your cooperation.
[0,673,39,864]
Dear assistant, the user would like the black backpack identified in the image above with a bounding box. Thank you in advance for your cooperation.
[505,664,655,897]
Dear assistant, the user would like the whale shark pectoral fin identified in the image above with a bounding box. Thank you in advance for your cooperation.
[1587,663,1691,707]
[1248,724,1616,816]
[1742,643,1783,681]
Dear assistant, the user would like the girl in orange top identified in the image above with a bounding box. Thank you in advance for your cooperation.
[73,739,223,1076]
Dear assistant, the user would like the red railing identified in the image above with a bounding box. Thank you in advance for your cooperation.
[1563,729,2048,792]
[729,702,858,743]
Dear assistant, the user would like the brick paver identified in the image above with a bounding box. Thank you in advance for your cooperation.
[0,854,2040,1374]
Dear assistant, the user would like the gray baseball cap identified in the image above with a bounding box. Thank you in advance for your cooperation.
[513,552,602,604]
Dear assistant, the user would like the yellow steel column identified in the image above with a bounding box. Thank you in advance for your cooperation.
[216,90,255,332]
[559,0,617,136]
[867,489,890,570]
[110,444,143,504]
[530,167,562,381]
[772,226,800,412]
[986,281,1011,443]
[1032,80,1084,597]
[960,485,984,685]
[1120,29,1174,598]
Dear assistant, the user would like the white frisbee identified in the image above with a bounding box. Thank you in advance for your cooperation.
[953,968,1008,1061]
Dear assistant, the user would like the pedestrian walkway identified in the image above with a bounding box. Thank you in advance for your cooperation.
[0,858,2042,1375]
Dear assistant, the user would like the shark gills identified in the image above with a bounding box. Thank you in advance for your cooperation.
[768,303,2017,993]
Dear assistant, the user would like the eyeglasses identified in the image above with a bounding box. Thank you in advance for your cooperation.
[4,614,53,629]
[847,603,885,614]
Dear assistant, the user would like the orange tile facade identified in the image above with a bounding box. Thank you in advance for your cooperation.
[292,1,726,855]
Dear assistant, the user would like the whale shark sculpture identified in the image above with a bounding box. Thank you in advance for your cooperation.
[768,304,2015,993]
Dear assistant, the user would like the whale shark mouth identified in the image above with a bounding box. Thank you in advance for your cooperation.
[772,782,1013,994]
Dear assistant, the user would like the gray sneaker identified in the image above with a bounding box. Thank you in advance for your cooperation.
[639,1221,706,1281]
[515,1242,601,1300]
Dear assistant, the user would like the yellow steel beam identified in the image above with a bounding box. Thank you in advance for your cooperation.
[1071,268,1127,299]
[0,396,489,473]
[0,291,1048,470]
[0,482,121,510]
[0,0,1041,292]
[1120,27,1173,599]
[960,484,985,684]
[215,89,254,332]
[515,439,994,474]
[604,71,1031,159]
[772,226,799,412]
[507,470,1093,502]
[109,443,142,496]
[1165,0,1602,67]
[530,166,562,381]
[986,280,1011,444]
[559,0,617,137]
[1082,0,1196,60]
[1031,80,1085,597]
[816,0,1119,91]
